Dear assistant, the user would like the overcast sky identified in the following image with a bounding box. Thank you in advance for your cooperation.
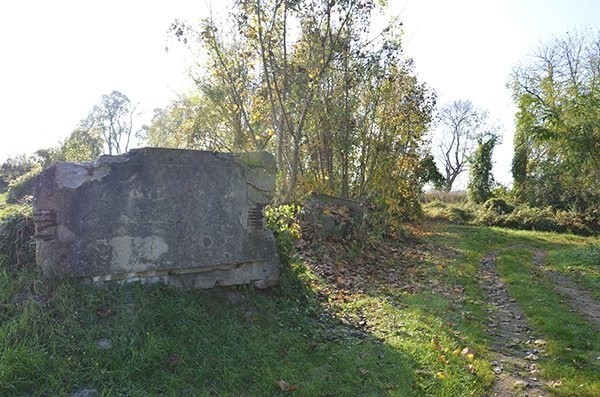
[1,0,598,186]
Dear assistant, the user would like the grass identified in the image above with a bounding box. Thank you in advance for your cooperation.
[0,204,599,395]
[497,248,600,396]
[548,244,600,300]
[430,224,600,396]
[1,265,418,396]
[0,191,28,220]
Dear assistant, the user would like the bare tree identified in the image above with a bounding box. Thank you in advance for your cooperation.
[88,91,138,155]
[436,100,495,192]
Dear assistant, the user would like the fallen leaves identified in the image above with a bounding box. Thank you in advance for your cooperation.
[547,379,563,388]
[277,380,299,392]
[460,347,476,361]
[296,232,431,302]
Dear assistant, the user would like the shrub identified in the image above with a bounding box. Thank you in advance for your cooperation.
[431,197,598,236]
[483,198,514,215]
[0,205,35,271]
[479,205,595,235]
[503,205,557,231]
[265,204,301,263]
[7,165,42,204]
[422,201,475,224]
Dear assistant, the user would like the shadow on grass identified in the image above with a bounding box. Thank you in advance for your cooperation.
[0,255,419,396]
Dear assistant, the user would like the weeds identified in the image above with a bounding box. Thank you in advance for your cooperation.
[0,204,35,272]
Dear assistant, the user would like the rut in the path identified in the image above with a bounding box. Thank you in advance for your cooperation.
[479,254,549,397]
[534,250,600,330]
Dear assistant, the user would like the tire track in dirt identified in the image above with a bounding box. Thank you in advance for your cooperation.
[479,254,549,397]
[534,250,600,330]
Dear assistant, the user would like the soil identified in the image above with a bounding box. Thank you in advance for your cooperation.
[534,250,600,330]
[479,254,549,397]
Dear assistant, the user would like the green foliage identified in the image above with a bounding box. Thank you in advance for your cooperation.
[511,28,600,213]
[417,154,445,190]
[482,198,514,215]
[6,165,42,204]
[265,204,301,237]
[0,154,38,183]
[475,204,597,235]
[467,136,497,204]
[265,204,302,264]
[58,127,103,162]
[166,0,436,214]
[424,195,598,236]
[421,200,475,224]
[142,94,235,151]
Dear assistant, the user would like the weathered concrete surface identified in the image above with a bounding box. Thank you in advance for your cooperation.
[33,148,279,289]
[301,193,363,240]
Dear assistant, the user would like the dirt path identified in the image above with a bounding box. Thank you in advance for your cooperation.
[534,250,600,330]
[479,254,549,397]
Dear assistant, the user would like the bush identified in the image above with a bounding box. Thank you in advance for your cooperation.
[429,197,598,236]
[503,205,557,231]
[0,205,35,271]
[422,200,475,224]
[483,198,514,215]
[476,203,596,235]
[7,165,42,204]
[0,177,8,194]
[265,204,301,262]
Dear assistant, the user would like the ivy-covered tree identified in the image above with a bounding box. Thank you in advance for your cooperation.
[468,136,497,204]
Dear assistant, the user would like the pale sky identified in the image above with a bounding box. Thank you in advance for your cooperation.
[1,0,598,186]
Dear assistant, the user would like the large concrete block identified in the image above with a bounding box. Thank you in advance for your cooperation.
[33,148,279,289]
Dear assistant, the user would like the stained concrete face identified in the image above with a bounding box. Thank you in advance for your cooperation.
[33,148,279,289]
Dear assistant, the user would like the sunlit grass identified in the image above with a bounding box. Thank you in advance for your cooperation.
[432,224,600,396]
[1,208,598,395]
[497,249,600,396]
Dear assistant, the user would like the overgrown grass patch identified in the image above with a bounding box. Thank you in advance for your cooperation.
[0,202,34,271]
[548,242,600,300]
[0,265,422,396]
